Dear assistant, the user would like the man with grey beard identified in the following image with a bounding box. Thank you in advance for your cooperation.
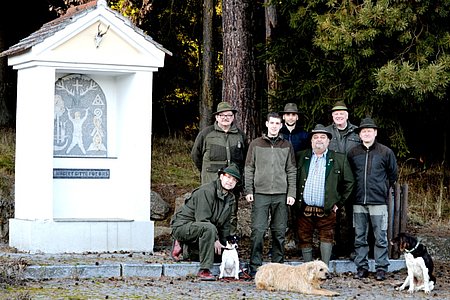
[294,124,354,266]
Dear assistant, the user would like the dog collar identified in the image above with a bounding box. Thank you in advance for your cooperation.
[404,240,420,254]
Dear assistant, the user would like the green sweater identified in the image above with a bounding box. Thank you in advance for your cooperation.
[244,134,296,198]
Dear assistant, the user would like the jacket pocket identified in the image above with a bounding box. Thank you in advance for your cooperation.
[206,164,227,173]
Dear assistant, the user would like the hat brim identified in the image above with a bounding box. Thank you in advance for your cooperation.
[279,111,299,115]
[218,170,241,182]
[330,106,348,112]
[213,109,237,115]
[308,131,332,140]
[355,126,378,133]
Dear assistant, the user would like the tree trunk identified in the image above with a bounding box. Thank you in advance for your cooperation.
[222,0,258,140]
[265,0,277,112]
[200,0,215,130]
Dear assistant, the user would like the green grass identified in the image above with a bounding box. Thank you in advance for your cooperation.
[0,128,15,174]
[151,136,200,190]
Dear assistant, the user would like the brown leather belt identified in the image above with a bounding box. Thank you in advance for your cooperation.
[303,205,325,217]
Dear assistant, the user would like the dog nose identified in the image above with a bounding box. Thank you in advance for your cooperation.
[326,272,332,279]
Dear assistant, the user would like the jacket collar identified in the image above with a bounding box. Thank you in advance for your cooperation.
[303,149,335,178]
[214,121,239,133]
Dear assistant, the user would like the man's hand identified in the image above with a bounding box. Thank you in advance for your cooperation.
[286,196,295,206]
[214,240,224,255]
[332,205,338,213]
[245,194,254,203]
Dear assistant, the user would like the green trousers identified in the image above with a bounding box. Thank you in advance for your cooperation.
[249,193,288,273]
[172,222,217,269]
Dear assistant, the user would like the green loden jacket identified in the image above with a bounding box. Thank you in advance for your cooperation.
[191,122,247,185]
[295,149,355,215]
[170,179,235,241]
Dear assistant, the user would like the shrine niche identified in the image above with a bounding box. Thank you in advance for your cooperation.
[54,74,107,157]
[1,0,171,253]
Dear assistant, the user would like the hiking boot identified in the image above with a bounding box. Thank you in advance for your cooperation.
[171,239,182,262]
[376,269,386,281]
[353,268,369,279]
[197,269,216,281]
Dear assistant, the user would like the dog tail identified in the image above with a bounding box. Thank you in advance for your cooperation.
[430,274,437,284]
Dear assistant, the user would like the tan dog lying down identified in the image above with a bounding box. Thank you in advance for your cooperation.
[254,261,339,296]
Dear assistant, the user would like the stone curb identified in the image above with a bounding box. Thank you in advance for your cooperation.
[23,259,406,280]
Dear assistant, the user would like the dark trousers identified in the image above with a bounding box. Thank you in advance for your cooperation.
[249,193,288,273]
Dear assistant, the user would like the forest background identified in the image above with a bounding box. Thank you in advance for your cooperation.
[0,0,449,232]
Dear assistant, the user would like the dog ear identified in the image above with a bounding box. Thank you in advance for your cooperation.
[306,263,316,282]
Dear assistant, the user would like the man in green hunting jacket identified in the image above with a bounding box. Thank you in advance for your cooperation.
[170,164,241,281]
[191,102,248,235]
[295,124,355,266]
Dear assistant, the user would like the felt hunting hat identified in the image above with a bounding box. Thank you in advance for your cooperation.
[213,102,237,115]
[330,101,348,112]
[219,164,241,182]
[279,103,299,115]
[308,124,332,140]
[355,117,378,133]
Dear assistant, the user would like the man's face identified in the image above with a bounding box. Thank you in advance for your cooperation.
[359,128,377,144]
[283,113,298,126]
[220,173,238,191]
[266,117,282,137]
[311,133,330,154]
[332,110,348,127]
[215,110,235,127]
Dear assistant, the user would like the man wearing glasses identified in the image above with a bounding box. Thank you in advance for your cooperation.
[191,101,248,235]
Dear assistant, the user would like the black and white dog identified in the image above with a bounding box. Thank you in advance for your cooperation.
[219,235,240,280]
[391,233,436,294]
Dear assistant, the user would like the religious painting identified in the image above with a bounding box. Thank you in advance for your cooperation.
[53,74,107,157]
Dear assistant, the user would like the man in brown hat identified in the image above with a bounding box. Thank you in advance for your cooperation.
[348,118,398,281]
[191,101,248,235]
[325,100,361,258]
[279,103,309,153]
[294,124,354,266]
[171,164,241,281]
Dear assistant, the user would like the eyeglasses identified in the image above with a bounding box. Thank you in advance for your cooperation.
[218,114,234,118]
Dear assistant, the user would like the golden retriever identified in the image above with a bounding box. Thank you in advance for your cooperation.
[254,260,339,296]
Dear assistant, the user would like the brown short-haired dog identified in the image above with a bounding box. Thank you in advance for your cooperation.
[254,260,339,296]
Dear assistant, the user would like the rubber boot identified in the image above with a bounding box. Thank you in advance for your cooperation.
[320,242,333,266]
[301,248,313,262]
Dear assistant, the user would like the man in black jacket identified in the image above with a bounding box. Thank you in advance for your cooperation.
[348,118,398,281]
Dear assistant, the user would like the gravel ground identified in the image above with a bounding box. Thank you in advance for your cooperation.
[0,222,449,300]
[1,266,449,300]
[0,247,449,300]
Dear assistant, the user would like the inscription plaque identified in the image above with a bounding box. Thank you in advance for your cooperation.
[53,168,110,179]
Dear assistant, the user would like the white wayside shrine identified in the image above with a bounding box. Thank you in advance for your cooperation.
[0,0,171,253]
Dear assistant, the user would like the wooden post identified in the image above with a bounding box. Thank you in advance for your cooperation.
[400,184,409,233]
[387,186,395,258]
[394,183,401,238]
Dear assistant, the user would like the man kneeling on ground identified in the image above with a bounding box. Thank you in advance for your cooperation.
[170,164,241,281]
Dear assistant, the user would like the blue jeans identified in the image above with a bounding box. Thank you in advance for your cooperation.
[353,204,389,271]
